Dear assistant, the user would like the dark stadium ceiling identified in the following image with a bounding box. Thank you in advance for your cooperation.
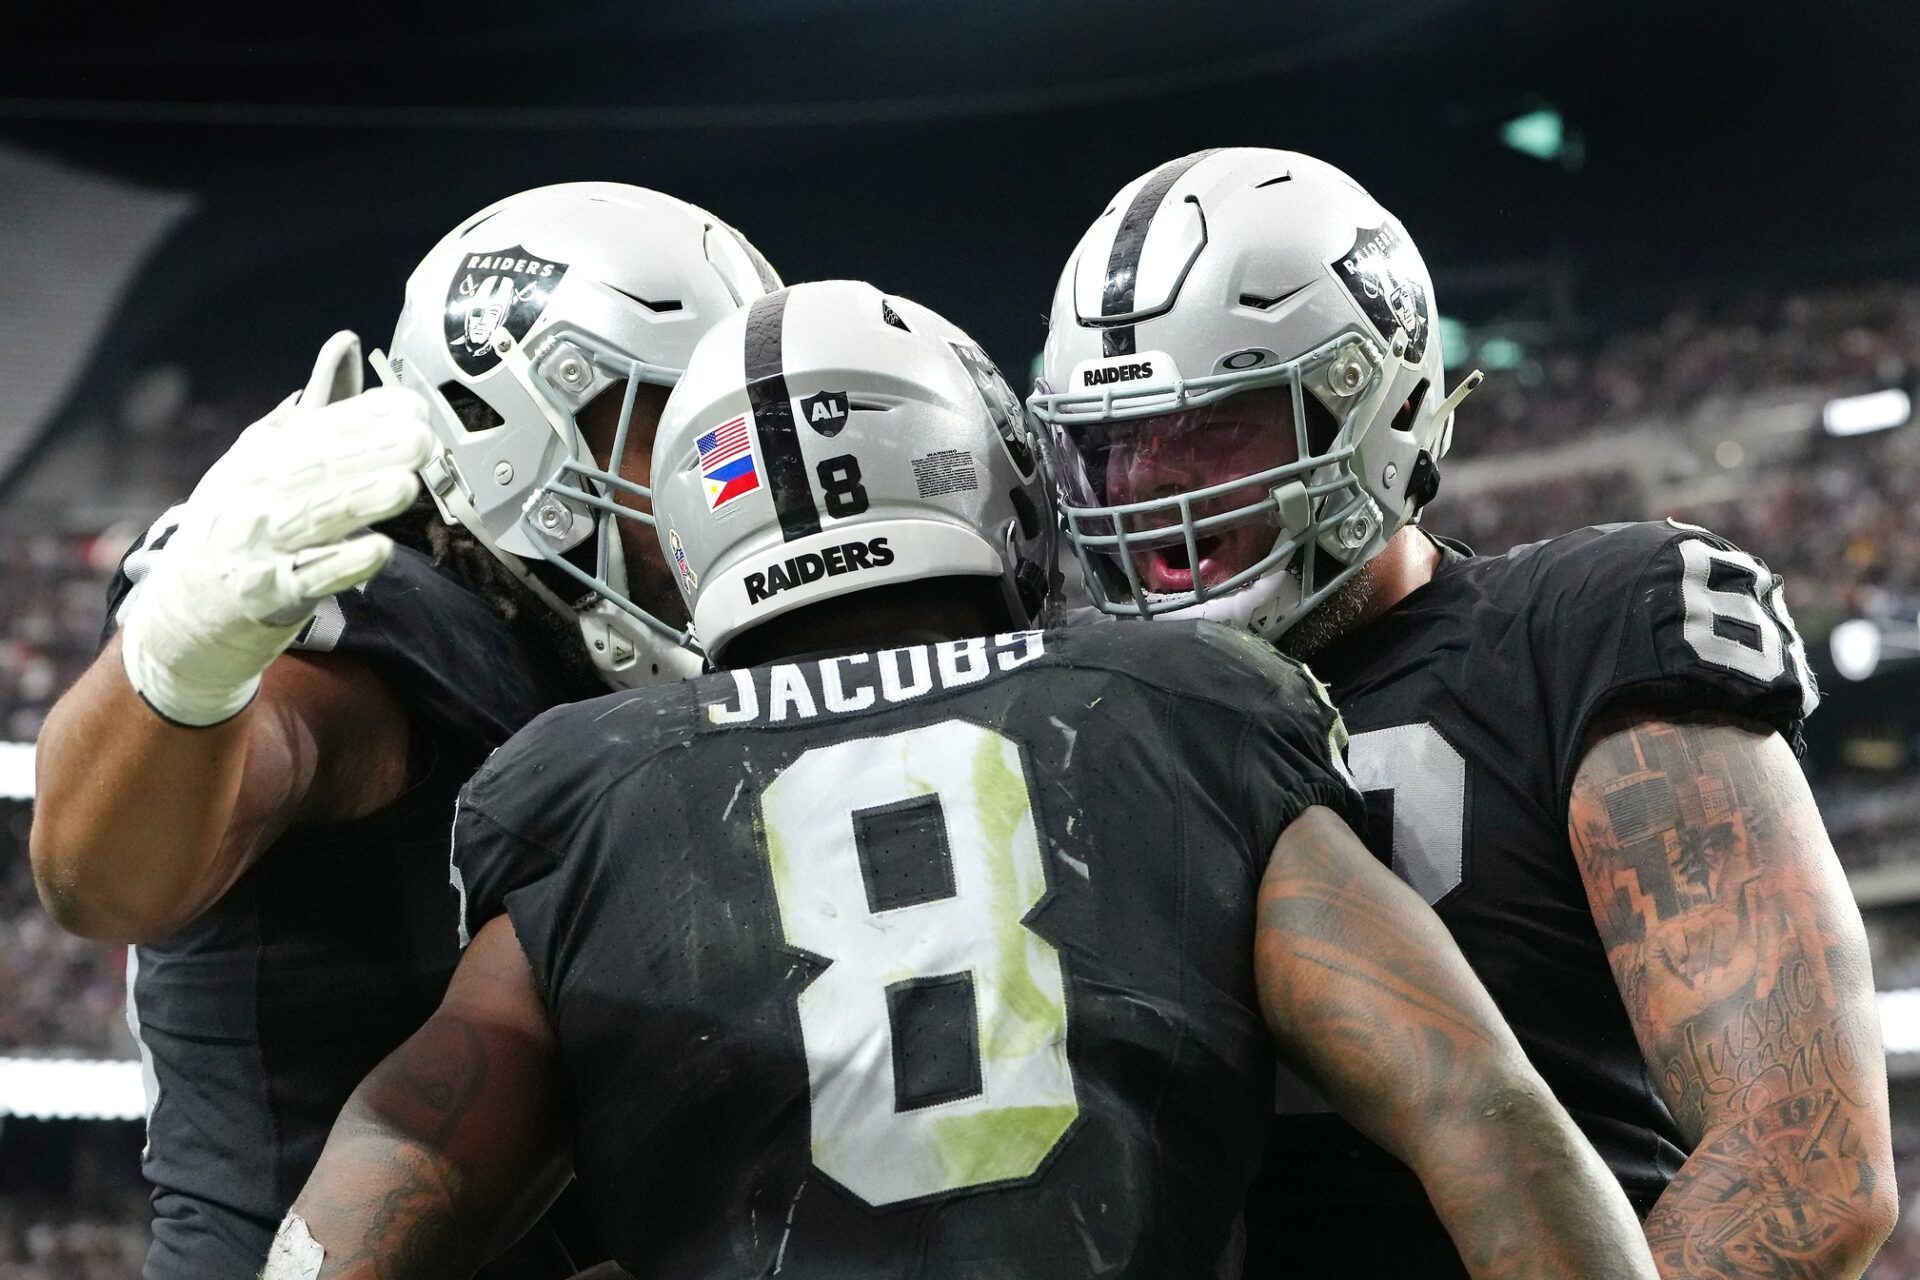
[1,0,1917,391]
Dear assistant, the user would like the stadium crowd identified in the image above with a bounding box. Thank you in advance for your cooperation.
[1458,282,1920,460]
[2,281,1920,1274]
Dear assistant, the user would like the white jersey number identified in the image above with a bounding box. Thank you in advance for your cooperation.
[1677,538,1818,716]
[760,719,1078,1206]
[1345,723,1468,905]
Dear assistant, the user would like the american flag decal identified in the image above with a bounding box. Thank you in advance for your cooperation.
[697,415,762,511]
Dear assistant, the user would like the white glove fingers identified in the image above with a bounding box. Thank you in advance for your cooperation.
[263,405,434,498]
[281,533,396,604]
[265,468,421,550]
[302,331,364,407]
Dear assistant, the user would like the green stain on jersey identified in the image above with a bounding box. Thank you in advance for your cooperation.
[930,1103,1077,1187]
[972,733,1065,1061]
[761,814,794,910]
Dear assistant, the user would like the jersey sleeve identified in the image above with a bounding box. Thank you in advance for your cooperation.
[1178,624,1370,851]
[450,685,693,945]
[1530,520,1819,799]
[101,503,555,749]
[450,707,583,946]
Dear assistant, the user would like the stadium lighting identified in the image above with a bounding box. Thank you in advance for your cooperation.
[1880,989,1920,1056]
[1831,618,1884,681]
[1500,109,1585,169]
[0,1057,147,1120]
[0,740,30,800]
[1821,387,1911,437]
[1438,315,1469,368]
[1479,337,1524,371]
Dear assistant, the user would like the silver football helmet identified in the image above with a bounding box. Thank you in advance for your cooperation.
[1030,147,1480,641]
[652,280,1054,662]
[383,182,781,685]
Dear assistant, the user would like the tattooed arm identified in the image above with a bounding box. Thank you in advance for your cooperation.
[1258,806,1658,1280]
[1571,712,1896,1279]
[266,915,572,1280]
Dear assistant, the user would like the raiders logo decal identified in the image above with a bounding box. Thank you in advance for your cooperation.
[444,245,570,375]
[800,390,850,436]
[1334,224,1430,364]
[948,340,1037,477]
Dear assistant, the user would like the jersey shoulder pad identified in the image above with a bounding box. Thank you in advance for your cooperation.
[1046,618,1328,710]
[1052,621,1365,841]
[1506,519,1817,755]
[453,681,694,941]
[460,681,696,848]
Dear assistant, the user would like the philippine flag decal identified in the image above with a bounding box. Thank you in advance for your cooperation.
[697,415,763,512]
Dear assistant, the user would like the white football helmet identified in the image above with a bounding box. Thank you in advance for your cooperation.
[383,182,781,685]
[1030,147,1480,641]
[652,280,1054,663]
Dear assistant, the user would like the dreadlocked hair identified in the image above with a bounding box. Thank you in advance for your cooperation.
[374,490,607,700]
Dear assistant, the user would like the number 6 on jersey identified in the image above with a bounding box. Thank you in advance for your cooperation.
[760,720,1079,1206]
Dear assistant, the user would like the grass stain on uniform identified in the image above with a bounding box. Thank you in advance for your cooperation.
[972,732,1066,1061]
[930,1103,1078,1188]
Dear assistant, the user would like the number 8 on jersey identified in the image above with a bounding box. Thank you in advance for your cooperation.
[760,720,1079,1206]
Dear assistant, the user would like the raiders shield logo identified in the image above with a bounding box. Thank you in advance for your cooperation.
[1334,224,1430,364]
[800,390,850,436]
[948,341,1037,477]
[444,245,570,375]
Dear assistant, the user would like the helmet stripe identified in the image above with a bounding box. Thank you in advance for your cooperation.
[743,290,822,541]
[1098,147,1222,357]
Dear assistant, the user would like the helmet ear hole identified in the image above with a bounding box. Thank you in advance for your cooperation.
[440,382,505,433]
[1389,379,1431,436]
[1008,487,1041,541]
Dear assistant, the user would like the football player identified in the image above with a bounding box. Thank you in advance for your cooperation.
[29,182,779,1280]
[1031,147,1896,1278]
[268,280,1657,1280]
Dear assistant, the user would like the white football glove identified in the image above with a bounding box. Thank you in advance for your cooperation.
[119,331,435,726]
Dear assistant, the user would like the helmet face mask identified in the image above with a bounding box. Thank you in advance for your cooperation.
[386,183,780,686]
[1031,147,1477,643]
[1041,328,1393,636]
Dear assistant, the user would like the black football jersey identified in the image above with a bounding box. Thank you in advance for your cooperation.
[1245,521,1817,1277]
[453,621,1365,1280]
[103,526,578,1280]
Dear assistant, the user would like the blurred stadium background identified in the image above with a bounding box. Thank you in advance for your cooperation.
[5,1,1920,1275]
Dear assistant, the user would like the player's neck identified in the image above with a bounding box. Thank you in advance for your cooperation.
[719,577,1012,669]
[1362,526,1444,622]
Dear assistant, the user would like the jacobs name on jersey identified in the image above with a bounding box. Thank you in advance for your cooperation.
[702,630,1042,723]
[1246,518,1817,1275]
[452,619,1365,1280]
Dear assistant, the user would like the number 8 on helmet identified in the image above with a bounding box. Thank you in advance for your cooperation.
[649,279,1056,663]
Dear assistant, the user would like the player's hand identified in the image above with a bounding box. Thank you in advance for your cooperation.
[118,331,434,726]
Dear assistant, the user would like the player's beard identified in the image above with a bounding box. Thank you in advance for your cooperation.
[1273,555,1384,662]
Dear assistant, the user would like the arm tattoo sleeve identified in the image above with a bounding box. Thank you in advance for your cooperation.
[1259,807,1657,1280]
[1570,713,1895,1279]
[287,919,572,1280]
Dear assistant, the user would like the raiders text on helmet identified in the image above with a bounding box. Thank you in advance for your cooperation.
[383,182,781,686]
[1031,147,1481,640]
[651,280,1055,662]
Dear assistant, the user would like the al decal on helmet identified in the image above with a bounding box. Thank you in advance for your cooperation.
[443,245,571,375]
